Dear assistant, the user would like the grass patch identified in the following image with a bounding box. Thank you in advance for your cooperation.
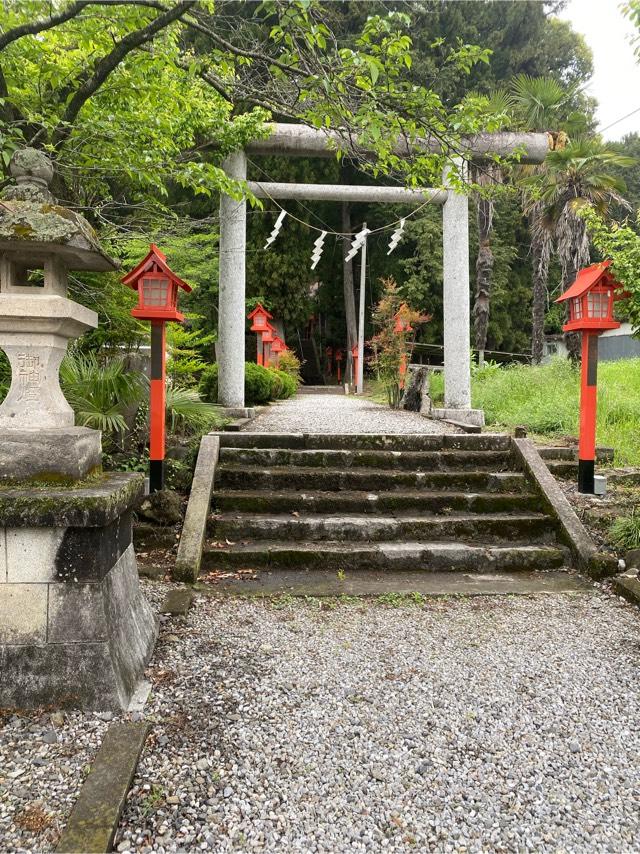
[470,358,640,466]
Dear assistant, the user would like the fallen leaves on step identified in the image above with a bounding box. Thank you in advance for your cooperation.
[201,568,259,584]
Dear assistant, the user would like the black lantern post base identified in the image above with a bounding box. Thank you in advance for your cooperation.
[578,458,594,494]
[149,459,165,493]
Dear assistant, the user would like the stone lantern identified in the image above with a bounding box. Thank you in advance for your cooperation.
[0,148,114,480]
[0,150,157,710]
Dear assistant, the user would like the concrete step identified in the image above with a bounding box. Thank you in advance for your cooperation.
[539,446,614,463]
[218,447,513,471]
[213,488,541,515]
[545,460,579,478]
[216,465,527,493]
[202,540,567,573]
[215,432,512,452]
[210,512,556,544]
[197,568,592,597]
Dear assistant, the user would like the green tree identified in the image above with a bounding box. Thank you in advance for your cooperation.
[528,138,633,357]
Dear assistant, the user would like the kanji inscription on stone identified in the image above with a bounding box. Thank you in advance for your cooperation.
[16,352,41,401]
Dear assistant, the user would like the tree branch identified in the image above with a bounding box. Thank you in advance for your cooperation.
[51,0,196,151]
[0,1,92,52]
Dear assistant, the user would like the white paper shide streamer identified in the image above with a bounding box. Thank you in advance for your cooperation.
[387,218,405,255]
[310,230,327,271]
[344,227,370,263]
[264,210,286,249]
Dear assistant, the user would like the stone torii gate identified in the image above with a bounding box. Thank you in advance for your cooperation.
[217,123,550,425]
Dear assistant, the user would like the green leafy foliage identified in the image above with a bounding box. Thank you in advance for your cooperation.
[165,386,222,434]
[581,206,640,330]
[609,510,640,551]
[60,351,146,438]
[199,362,298,406]
[472,357,640,465]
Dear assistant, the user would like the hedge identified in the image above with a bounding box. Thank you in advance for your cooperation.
[199,362,298,406]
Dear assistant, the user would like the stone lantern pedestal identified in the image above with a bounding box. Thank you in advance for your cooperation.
[0,149,156,710]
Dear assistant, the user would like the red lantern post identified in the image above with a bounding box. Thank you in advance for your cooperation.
[325,346,333,376]
[351,342,359,387]
[335,349,343,384]
[247,304,273,366]
[122,244,191,492]
[556,261,627,494]
[261,323,275,366]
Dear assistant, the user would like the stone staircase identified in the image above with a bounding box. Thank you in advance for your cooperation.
[200,433,590,595]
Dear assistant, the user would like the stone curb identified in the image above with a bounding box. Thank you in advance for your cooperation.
[512,438,617,580]
[173,435,219,583]
[613,572,640,606]
[56,721,150,853]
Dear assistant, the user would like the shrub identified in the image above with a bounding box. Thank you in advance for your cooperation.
[277,350,303,382]
[270,369,297,399]
[198,362,284,406]
[609,510,640,552]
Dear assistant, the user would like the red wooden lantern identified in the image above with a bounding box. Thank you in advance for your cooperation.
[247,304,273,365]
[122,245,191,493]
[248,303,273,332]
[556,261,628,493]
[271,335,286,365]
[122,244,191,322]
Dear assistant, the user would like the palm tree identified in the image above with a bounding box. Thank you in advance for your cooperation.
[469,89,514,364]
[530,137,633,358]
[510,75,579,363]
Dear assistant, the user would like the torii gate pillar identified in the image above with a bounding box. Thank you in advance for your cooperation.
[432,162,484,427]
[218,150,247,409]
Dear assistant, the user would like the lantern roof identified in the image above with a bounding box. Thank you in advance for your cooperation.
[121,244,192,292]
[247,303,273,321]
[555,261,620,304]
[0,148,118,272]
[271,336,286,352]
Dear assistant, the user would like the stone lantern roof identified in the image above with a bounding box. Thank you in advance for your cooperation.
[0,148,118,271]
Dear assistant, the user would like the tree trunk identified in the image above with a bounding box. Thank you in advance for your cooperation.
[529,204,552,364]
[557,206,590,362]
[473,195,494,359]
[342,201,358,382]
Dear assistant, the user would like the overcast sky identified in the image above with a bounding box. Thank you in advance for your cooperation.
[559,0,640,140]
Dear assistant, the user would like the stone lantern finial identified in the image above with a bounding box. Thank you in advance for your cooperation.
[4,148,55,203]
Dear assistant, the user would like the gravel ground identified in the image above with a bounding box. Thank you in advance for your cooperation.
[247,394,461,434]
[110,586,640,854]
[5,584,640,853]
[0,709,111,852]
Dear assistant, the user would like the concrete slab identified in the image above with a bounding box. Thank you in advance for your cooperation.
[196,569,593,598]
[56,722,150,853]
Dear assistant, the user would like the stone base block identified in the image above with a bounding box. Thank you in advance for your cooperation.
[216,406,256,419]
[431,407,485,428]
[0,473,157,711]
[0,426,101,482]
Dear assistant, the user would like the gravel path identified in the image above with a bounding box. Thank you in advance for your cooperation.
[111,587,640,853]
[247,394,460,434]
